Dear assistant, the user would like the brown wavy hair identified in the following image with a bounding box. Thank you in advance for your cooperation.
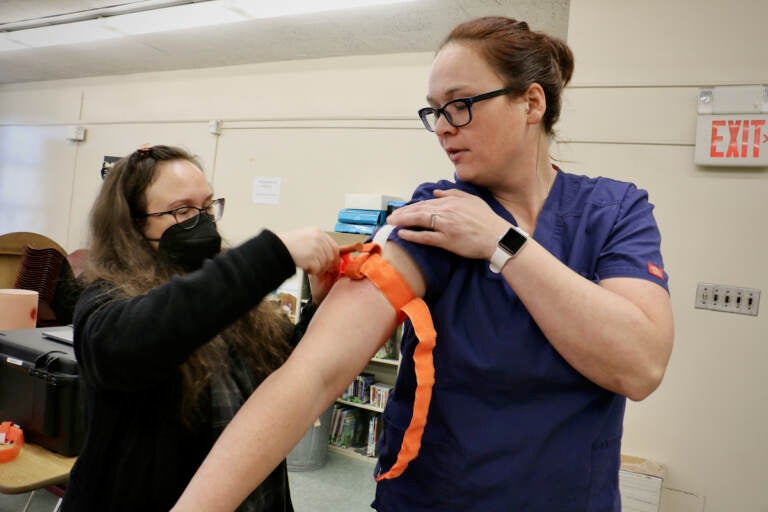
[440,16,574,135]
[83,145,292,426]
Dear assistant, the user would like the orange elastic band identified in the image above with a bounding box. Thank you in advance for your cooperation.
[0,422,24,463]
[339,242,437,481]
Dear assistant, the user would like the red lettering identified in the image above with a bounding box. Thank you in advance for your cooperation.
[752,120,765,158]
[711,120,725,157]
[742,120,749,157]
[726,120,741,157]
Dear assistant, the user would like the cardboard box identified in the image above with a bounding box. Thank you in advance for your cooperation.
[620,454,666,512]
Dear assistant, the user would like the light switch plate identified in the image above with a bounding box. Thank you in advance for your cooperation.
[695,283,760,316]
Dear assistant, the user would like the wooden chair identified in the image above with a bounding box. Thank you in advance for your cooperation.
[0,233,83,327]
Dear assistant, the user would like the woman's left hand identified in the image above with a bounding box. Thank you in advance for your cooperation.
[386,189,509,259]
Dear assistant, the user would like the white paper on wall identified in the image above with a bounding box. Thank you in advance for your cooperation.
[252,176,281,205]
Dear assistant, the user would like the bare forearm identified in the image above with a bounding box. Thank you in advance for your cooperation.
[503,240,674,400]
[172,279,398,511]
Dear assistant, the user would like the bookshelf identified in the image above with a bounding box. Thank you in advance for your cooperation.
[331,327,401,462]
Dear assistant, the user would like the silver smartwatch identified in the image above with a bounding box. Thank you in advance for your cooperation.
[489,225,529,273]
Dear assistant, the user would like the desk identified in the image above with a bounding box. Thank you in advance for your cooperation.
[0,442,75,494]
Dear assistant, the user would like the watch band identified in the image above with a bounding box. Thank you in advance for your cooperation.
[489,225,529,273]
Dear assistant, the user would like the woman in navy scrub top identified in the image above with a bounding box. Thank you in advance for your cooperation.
[174,17,674,512]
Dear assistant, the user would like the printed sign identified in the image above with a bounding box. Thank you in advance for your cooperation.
[252,176,281,205]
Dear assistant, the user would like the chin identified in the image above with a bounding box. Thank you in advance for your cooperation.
[454,165,478,183]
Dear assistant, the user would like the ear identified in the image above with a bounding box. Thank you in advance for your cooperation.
[524,83,546,124]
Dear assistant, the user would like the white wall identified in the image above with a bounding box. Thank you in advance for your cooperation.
[0,1,766,510]
[0,53,442,249]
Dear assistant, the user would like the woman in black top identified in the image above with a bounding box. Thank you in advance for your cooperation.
[61,145,339,512]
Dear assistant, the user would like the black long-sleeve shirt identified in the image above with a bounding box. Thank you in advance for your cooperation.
[62,230,300,512]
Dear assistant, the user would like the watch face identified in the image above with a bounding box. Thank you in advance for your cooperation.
[499,227,527,255]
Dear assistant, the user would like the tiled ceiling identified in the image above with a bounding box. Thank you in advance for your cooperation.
[0,0,569,84]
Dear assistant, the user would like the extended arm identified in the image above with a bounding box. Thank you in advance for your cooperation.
[172,243,424,511]
[75,230,297,390]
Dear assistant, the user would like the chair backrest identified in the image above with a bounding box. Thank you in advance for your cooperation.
[0,232,67,289]
[14,246,65,304]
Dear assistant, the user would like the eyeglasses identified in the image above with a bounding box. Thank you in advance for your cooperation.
[418,87,513,132]
[139,198,225,229]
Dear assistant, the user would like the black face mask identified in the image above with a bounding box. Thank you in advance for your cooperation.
[155,213,222,271]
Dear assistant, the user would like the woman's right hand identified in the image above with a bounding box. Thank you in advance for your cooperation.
[278,227,340,278]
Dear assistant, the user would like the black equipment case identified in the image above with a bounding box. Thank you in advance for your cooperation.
[0,328,85,456]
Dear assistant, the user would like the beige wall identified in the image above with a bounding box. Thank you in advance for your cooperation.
[0,52,440,249]
[564,1,766,511]
[1,1,766,510]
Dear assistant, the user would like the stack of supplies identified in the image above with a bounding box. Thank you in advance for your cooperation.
[334,193,404,236]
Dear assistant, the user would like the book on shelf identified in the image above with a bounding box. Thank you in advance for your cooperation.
[370,383,393,410]
[329,405,367,449]
[367,414,382,457]
[329,404,347,446]
[341,372,376,403]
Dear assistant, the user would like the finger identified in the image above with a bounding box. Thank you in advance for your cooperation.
[387,204,432,225]
[396,227,444,247]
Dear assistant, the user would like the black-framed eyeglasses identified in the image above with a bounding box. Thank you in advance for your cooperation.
[418,87,513,132]
[138,198,225,229]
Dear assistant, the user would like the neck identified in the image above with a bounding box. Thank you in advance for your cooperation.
[492,133,555,234]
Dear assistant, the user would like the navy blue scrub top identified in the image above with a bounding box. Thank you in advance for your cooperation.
[372,169,668,512]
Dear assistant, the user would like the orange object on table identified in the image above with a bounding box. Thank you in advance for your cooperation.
[0,422,24,463]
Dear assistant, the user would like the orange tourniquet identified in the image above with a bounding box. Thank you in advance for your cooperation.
[0,421,24,463]
[338,242,437,481]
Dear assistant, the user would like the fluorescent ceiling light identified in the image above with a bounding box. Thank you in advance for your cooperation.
[103,2,248,36]
[228,0,416,19]
[5,19,121,48]
[0,0,416,52]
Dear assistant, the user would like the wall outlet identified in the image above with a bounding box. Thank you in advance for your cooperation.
[695,282,760,316]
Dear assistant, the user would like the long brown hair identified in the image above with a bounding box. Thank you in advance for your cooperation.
[83,145,292,426]
[440,16,574,135]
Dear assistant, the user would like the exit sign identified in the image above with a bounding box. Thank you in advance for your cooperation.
[694,85,767,167]
[695,114,768,166]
